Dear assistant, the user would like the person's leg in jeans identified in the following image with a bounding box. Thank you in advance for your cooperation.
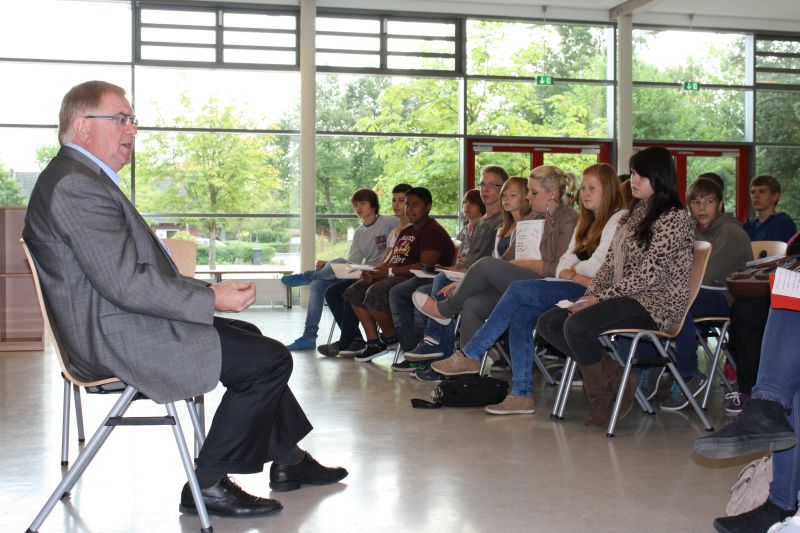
[462,279,586,396]
[660,289,731,409]
[752,309,800,511]
[294,278,337,342]
[436,257,535,317]
[673,288,731,380]
[389,277,431,351]
[323,279,362,347]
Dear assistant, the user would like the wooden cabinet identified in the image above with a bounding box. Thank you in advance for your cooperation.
[0,207,43,351]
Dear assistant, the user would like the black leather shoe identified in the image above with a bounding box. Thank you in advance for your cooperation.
[713,500,794,533]
[179,476,282,517]
[694,398,796,459]
[269,452,348,492]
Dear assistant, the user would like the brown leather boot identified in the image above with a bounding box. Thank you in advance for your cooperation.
[601,354,640,422]
[576,360,614,427]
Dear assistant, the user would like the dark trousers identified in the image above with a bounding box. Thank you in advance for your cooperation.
[729,297,771,394]
[196,317,313,474]
[537,297,657,366]
[324,279,362,346]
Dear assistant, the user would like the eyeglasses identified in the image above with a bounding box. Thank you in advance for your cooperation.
[83,114,138,127]
[478,181,502,189]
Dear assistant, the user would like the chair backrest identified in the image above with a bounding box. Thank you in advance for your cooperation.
[751,240,787,260]
[20,239,119,389]
[664,240,713,337]
[163,238,198,276]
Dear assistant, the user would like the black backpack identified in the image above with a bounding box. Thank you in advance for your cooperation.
[411,375,509,409]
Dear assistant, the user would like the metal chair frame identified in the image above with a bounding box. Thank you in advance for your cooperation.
[549,241,715,437]
[22,239,213,532]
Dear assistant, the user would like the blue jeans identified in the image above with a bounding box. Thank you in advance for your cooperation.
[673,288,730,379]
[420,273,457,354]
[389,277,431,351]
[751,308,800,511]
[299,259,346,339]
[462,279,586,397]
[301,278,338,340]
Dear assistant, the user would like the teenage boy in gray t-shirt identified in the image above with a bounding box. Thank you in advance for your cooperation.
[282,189,398,350]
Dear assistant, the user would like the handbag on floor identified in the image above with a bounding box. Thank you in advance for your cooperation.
[411,375,509,408]
[726,455,772,516]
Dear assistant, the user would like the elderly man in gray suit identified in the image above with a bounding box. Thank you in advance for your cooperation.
[24,80,347,518]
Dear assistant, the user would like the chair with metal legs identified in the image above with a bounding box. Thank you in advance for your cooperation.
[52,237,205,465]
[478,328,557,384]
[22,240,213,533]
[694,316,735,409]
[550,241,716,437]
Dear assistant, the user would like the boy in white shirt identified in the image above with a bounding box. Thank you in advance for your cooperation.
[282,189,398,350]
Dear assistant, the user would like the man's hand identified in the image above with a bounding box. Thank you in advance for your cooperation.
[212,280,256,312]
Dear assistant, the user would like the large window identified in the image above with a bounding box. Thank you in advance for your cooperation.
[3,2,798,249]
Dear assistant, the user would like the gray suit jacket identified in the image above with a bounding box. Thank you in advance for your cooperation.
[23,146,221,403]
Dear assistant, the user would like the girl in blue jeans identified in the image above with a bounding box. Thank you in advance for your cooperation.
[445,163,627,415]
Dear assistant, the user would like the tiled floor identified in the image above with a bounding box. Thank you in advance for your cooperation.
[2,306,746,532]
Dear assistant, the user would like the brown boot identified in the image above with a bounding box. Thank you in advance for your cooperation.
[577,360,614,427]
[602,355,640,422]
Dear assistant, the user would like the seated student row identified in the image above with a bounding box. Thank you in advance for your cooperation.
[287,150,784,429]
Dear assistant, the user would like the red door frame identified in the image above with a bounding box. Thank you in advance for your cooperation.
[634,142,751,221]
[466,138,613,188]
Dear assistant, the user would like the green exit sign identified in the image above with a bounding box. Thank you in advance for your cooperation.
[682,81,701,91]
[536,75,554,85]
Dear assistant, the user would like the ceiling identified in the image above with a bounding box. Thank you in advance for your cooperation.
[305,0,800,33]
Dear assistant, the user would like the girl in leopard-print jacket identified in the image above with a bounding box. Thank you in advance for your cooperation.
[537,146,693,428]
[586,197,694,333]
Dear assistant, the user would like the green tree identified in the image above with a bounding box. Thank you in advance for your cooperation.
[277,75,391,245]
[0,163,25,206]
[136,94,282,267]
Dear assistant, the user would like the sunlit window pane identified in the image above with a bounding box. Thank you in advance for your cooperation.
[467,80,610,138]
[632,87,747,141]
[467,19,610,80]
[141,45,215,62]
[140,9,215,26]
[633,29,746,85]
[141,27,216,45]
[387,20,455,38]
[135,67,300,130]
[388,38,455,55]
[224,48,296,65]
[317,17,380,34]
[318,35,380,52]
[224,30,296,48]
[0,63,131,125]
[0,0,131,61]
[317,52,380,69]
[757,91,800,143]
[224,13,296,31]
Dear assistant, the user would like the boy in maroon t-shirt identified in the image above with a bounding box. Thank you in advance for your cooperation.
[343,187,455,361]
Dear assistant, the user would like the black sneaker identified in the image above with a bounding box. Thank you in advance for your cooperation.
[317,342,340,357]
[354,341,388,362]
[694,398,797,459]
[713,500,794,533]
[391,360,428,372]
[339,339,366,357]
